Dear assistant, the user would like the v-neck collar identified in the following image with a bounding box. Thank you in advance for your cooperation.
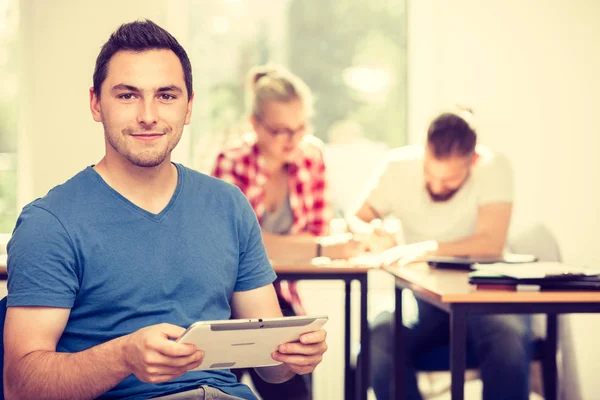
[87,163,183,223]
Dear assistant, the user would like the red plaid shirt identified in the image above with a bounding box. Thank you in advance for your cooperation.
[212,135,332,315]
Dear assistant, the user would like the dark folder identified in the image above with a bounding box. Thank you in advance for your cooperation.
[469,270,600,290]
[427,253,538,271]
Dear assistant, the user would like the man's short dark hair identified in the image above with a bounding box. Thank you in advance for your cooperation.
[426,112,477,158]
[93,19,193,100]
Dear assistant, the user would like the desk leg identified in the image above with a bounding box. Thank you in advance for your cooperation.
[344,280,352,400]
[358,275,369,400]
[393,286,404,400]
[544,313,558,400]
[450,306,467,400]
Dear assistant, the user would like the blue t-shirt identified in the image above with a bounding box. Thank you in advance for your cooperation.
[7,164,276,399]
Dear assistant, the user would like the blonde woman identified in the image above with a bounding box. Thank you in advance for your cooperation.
[213,65,362,399]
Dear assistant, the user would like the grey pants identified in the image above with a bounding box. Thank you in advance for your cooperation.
[152,385,245,400]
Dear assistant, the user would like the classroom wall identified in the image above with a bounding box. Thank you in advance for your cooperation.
[407,0,600,398]
[17,0,186,205]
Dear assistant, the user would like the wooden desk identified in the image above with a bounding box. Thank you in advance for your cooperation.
[385,262,600,400]
[273,261,373,400]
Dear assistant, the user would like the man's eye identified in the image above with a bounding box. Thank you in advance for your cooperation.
[119,93,136,100]
[160,94,175,100]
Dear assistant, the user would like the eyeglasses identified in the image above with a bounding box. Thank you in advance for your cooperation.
[256,116,310,138]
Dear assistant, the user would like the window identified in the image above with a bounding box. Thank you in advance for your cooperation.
[0,0,19,233]
[183,0,407,213]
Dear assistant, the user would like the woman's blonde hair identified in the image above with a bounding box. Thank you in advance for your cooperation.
[246,64,314,119]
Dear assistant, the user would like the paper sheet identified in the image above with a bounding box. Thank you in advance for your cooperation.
[475,262,600,279]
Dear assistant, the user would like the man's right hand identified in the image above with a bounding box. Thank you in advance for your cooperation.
[321,234,365,259]
[365,228,398,253]
[122,323,204,383]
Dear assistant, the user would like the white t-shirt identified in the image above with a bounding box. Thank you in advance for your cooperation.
[364,145,513,244]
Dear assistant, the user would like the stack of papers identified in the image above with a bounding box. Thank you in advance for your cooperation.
[425,253,538,265]
[350,241,438,267]
[474,262,600,280]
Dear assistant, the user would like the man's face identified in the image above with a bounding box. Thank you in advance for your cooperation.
[90,49,193,168]
[423,145,475,202]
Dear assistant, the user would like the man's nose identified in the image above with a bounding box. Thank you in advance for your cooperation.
[137,99,158,126]
[430,180,444,193]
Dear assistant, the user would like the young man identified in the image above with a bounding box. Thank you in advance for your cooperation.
[355,112,531,400]
[4,20,327,400]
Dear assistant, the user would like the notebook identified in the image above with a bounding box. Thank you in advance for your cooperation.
[475,262,600,280]
[469,264,600,291]
[350,241,439,267]
[426,253,538,271]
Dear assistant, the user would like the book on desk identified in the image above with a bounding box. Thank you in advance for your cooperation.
[426,253,538,271]
[469,262,600,291]
[350,249,538,269]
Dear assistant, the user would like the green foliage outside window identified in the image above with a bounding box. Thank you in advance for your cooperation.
[186,0,407,173]
[289,0,407,147]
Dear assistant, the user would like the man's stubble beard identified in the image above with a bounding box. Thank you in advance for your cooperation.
[105,125,179,168]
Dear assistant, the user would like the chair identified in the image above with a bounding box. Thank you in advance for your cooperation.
[509,225,581,400]
[415,224,565,399]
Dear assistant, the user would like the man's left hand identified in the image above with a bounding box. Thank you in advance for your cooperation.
[272,328,328,375]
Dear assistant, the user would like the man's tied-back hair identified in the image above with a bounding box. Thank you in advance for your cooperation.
[93,19,193,100]
[427,110,477,158]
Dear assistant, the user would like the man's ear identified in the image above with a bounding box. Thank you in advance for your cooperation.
[471,152,480,166]
[90,87,102,122]
[184,92,195,125]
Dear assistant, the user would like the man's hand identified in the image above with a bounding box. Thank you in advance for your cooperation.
[122,323,205,383]
[321,234,365,259]
[271,328,328,375]
[365,228,397,253]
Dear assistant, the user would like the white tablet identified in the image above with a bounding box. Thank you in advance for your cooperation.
[176,315,328,371]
